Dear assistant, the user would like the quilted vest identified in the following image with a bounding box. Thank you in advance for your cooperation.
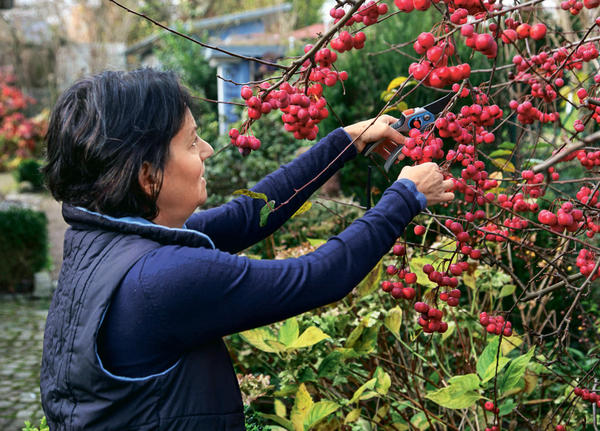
[40,204,245,430]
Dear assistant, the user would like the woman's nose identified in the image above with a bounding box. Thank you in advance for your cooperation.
[200,137,214,160]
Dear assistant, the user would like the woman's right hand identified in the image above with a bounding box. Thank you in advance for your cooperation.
[397,162,455,207]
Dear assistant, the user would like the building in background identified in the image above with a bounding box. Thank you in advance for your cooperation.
[126,3,297,135]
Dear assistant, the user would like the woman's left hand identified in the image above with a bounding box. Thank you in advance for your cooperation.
[344,115,406,162]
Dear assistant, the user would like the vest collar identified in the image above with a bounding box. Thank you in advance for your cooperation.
[62,204,215,249]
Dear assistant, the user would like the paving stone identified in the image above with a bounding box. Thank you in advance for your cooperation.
[0,296,49,430]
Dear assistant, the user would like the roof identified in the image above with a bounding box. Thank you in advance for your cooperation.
[125,3,292,56]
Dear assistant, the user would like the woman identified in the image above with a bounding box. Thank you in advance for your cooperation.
[40,68,453,430]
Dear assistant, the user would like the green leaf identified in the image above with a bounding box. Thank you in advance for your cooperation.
[345,324,364,349]
[259,413,294,431]
[384,306,403,338]
[488,149,513,158]
[291,384,313,431]
[356,259,383,297]
[425,385,481,409]
[260,200,275,227]
[374,367,392,395]
[351,324,381,355]
[498,398,516,416]
[318,351,344,378]
[279,318,300,347]
[288,326,330,349]
[482,356,511,384]
[499,142,515,150]
[240,327,282,353]
[292,201,312,219]
[491,158,516,173]
[499,347,535,395]
[233,188,268,202]
[305,401,339,430]
[410,412,431,430]
[306,238,326,247]
[477,338,500,380]
[349,378,377,404]
[447,374,480,392]
[499,284,516,298]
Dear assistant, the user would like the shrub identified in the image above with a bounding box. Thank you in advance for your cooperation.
[0,206,49,292]
[14,158,45,191]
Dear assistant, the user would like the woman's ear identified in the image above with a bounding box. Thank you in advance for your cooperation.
[138,161,156,196]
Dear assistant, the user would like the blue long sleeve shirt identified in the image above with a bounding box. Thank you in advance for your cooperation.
[97,128,426,377]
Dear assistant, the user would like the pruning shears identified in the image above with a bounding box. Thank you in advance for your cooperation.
[361,92,454,172]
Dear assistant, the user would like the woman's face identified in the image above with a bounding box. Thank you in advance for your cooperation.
[152,108,213,227]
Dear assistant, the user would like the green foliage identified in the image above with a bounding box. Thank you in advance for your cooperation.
[22,417,49,431]
[0,206,49,292]
[14,158,44,191]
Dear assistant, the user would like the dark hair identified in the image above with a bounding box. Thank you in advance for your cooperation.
[42,68,194,219]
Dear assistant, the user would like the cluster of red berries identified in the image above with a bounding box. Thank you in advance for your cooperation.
[304,46,349,88]
[381,244,418,300]
[449,8,468,24]
[573,386,600,406]
[400,128,445,162]
[423,263,461,288]
[576,186,599,206]
[437,102,503,146]
[478,222,510,242]
[330,1,388,27]
[561,0,599,14]
[484,426,499,431]
[576,249,600,280]
[409,35,471,88]
[576,149,600,169]
[439,289,461,306]
[499,21,547,43]
[381,278,417,300]
[279,82,329,141]
[444,219,482,260]
[479,312,513,336]
[461,27,498,58]
[520,170,546,198]
[497,192,540,213]
[415,302,449,334]
[394,0,434,13]
[228,128,261,154]
[508,99,558,125]
[444,0,496,16]
[537,202,583,233]
[330,30,366,53]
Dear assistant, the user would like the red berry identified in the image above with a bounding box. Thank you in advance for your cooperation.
[484,401,495,411]
[414,225,426,235]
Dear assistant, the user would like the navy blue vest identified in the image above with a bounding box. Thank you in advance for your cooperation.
[40,204,245,430]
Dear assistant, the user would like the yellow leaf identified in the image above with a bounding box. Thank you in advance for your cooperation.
[240,327,282,353]
[275,399,287,418]
[356,260,382,297]
[232,188,268,202]
[292,201,312,218]
[384,306,402,338]
[288,326,330,349]
[491,158,516,173]
[344,408,361,424]
[291,384,314,431]
[387,76,416,91]
[500,334,523,355]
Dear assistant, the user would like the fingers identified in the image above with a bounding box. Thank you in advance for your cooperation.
[442,179,454,191]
